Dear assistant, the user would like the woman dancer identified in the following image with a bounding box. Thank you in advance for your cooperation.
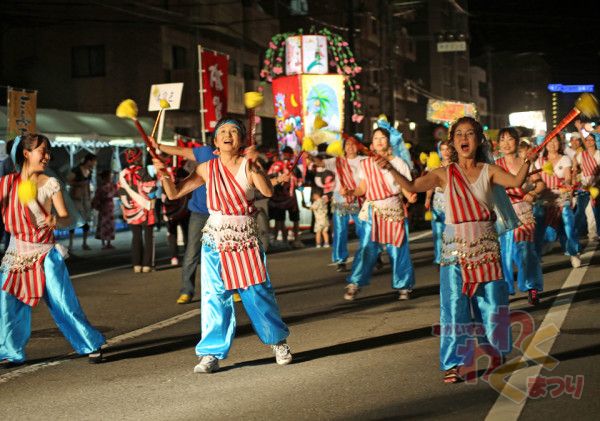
[309,135,366,271]
[535,135,581,267]
[496,127,545,305]
[343,127,416,301]
[383,117,534,383]
[0,134,105,364]
[424,141,452,265]
[155,118,291,374]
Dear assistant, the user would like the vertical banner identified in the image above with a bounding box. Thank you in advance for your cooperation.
[7,87,37,138]
[272,75,303,152]
[199,47,229,133]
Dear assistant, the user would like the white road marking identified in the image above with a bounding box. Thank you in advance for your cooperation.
[0,309,200,384]
[485,246,598,420]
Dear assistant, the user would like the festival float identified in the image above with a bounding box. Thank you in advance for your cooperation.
[249,28,364,155]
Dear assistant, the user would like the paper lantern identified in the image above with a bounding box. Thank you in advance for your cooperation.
[272,74,345,153]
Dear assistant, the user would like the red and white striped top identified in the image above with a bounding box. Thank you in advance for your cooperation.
[445,164,502,296]
[206,158,266,290]
[579,150,600,178]
[0,174,54,306]
[495,157,525,203]
[537,156,570,190]
[446,164,493,224]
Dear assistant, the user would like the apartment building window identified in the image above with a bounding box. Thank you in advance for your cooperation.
[172,46,187,70]
[71,45,105,77]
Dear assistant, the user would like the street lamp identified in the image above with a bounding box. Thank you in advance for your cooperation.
[409,121,416,131]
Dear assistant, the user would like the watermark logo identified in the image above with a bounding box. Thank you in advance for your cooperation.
[432,308,585,402]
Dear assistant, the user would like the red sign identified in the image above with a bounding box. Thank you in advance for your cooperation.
[200,49,228,132]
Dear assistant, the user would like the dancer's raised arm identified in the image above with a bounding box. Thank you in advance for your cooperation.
[153,158,205,200]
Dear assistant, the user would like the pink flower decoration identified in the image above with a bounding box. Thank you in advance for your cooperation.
[355,84,361,89]
[267,76,273,82]
[342,41,349,47]
[349,58,355,63]
[264,59,270,65]
[329,61,336,67]
[356,103,362,108]
[356,115,364,123]
[337,68,343,74]
[334,56,339,61]
[269,42,277,49]
[258,85,264,93]
[343,66,352,74]
[273,66,283,75]
[355,66,362,73]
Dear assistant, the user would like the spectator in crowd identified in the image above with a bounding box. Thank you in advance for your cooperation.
[92,170,117,250]
[67,153,97,250]
[117,148,157,273]
[149,137,215,304]
[162,158,191,266]
[267,146,303,247]
[302,186,330,248]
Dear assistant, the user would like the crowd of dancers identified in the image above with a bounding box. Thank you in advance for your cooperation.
[1,113,598,383]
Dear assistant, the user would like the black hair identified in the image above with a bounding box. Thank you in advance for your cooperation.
[14,133,50,168]
[282,146,294,155]
[542,133,564,158]
[82,153,97,164]
[448,116,487,163]
[498,127,521,144]
[311,186,324,197]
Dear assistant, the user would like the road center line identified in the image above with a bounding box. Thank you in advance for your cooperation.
[485,245,598,420]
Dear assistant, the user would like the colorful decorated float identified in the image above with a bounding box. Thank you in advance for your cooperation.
[255,28,363,154]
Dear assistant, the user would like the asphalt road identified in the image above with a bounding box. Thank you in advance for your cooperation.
[0,230,598,421]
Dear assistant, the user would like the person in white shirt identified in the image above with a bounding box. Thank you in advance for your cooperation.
[573,134,600,240]
[343,128,416,301]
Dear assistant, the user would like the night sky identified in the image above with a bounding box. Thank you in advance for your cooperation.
[468,0,600,87]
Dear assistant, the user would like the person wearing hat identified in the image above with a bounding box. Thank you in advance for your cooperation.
[153,117,292,373]
[565,132,582,160]
[117,148,158,273]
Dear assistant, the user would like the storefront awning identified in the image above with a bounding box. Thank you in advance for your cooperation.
[0,106,174,148]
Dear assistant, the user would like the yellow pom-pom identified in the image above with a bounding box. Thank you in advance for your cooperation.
[302,137,316,152]
[18,179,37,205]
[419,152,428,165]
[244,91,264,109]
[589,186,600,199]
[159,99,171,109]
[377,114,388,122]
[326,140,344,157]
[427,152,441,169]
[116,99,138,119]
[575,93,599,118]
[424,210,433,221]
[313,115,328,130]
[542,161,554,176]
[405,143,412,150]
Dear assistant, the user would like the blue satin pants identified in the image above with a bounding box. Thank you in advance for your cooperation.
[499,232,543,294]
[332,211,365,264]
[535,204,580,257]
[431,208,445,265]
[0,248,105,363]
[195,243,289,359]
[439,265,512,370]
[347,207,415,290]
